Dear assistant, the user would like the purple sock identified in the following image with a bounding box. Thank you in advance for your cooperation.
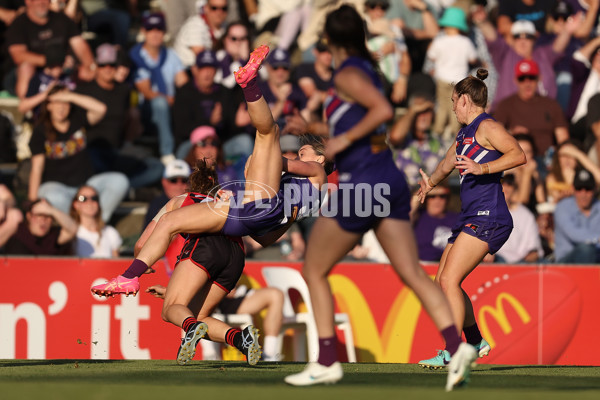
[463,323,483,345]
[122,259,149,279]
[242,78,262,103]
[441,325,462,355]
[317,335,338,367]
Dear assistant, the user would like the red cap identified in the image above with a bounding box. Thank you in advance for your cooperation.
[515,59,539,78]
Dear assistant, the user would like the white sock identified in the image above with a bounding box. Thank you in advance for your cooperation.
[263,335,280,361]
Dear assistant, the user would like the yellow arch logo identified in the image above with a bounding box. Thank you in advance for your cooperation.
[478,292,531,349]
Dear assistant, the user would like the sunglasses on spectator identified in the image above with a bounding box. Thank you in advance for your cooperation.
[272,65,289,71]
[208,4,228,12]
[97,63,117,68]
[195,139,220,147]
[167,177,189,184]
[517,75,538,82]
[366,1,389,10]
[228,35,248,42]
[77,195,99,203]
[513,34,536,40]
[574,186,594,192]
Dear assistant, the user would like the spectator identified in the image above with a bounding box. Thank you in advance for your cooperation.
[545,140,600,204]
[568,36,600,144]
[425,7,478,138]
[364,0,410,106]
[385,0,440,72]
[4,198,76,255]
[79,0,132,47]
[5,0,95,98]
[472,7,578,111]
[506,133,546,213]
[495,0,555,39]
[173,0,229,67]
[28,85,129,222]
[129,12,188,165]
[214,20,251,89]
[77,43,164,189]
[172,50,231,158]
[412,184,458,262]
[388,92,449,186]
[292,39,332,116]
[494,174,544,263]
[142,159,191,229]
[588,94,600,164]
[0,184,23,250]
[17,43,77,115]
[158,0,197,44]
[493,59,569,163]
[184,125,243,185]
[211,282,285,361]
[259,48,309,130]
[69,184,122,258]
[554,167,600,263]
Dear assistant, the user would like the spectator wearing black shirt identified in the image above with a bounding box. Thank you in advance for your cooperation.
[293,40,333,119]
[76,43,164,189]
[173,50,232,158]
[5,0,94,98]
[28,85,129,222]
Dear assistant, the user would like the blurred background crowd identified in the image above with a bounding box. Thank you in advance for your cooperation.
[0,0,599,265]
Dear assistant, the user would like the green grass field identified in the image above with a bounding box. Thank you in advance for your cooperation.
[1,360,599,400]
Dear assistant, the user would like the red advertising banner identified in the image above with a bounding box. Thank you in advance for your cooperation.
[0,257,598,365]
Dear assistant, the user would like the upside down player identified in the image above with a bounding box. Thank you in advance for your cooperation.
[93,160,261,366]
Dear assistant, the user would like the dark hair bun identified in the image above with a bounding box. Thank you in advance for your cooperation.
[476,68,488,81]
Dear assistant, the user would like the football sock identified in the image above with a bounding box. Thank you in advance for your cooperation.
[464,323,483,345]
[317,335,338,367]
[242,78,262,103]
[182,317,197,333]
[225,328,242,350]
[442,325,461,355]
[122,259,149,279]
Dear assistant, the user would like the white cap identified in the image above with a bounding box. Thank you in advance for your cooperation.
[510,20,536,37]
[163,159,191,179]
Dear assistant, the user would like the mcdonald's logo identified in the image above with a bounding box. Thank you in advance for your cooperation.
[478,292,531,349]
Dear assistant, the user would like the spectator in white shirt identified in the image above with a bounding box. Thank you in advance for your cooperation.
[494,174,544,263]
[70,185,122,258]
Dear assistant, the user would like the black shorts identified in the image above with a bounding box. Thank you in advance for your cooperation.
[217,296,245,314]
[177,235,245,292]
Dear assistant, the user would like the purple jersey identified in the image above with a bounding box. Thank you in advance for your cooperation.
[455,112,512,226]
[222,173,321,237]
[323,56,411,232]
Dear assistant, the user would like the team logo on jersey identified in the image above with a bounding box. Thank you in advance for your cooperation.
[465,223,479,233]
[462,137,474,145]
[477,210,490,216]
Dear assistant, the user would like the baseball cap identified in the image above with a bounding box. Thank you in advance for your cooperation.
[163,159,191,179]
[515,59,539,78]
[510,20,536,38]
[143,12,166,31]
[553,0,573,19]
[190,125,218,145]
[196,50,218,68]
[96,43,118,65]
[267,48,291,69]
[280,135,301,153]
[573,167,596,191]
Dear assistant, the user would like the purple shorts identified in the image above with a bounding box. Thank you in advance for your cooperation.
[222,195,287,237]
[328,158,411,233]
[447,218,513,254]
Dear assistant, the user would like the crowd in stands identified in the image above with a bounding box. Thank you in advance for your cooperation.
[0,0,600,264]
